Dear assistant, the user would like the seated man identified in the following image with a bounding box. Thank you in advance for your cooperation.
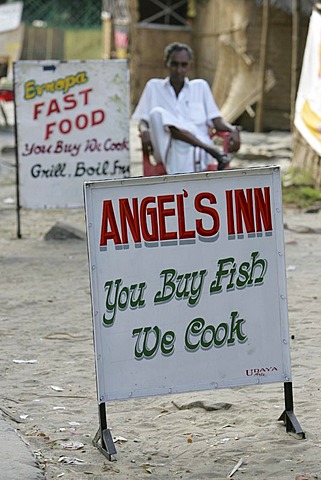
[132,42,240,174]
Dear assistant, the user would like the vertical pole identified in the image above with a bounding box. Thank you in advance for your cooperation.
[27,27,35,60]
[284,382,294,411]
[291,0,300,129]
[102,12,112,59]
[99,402,107,449]
[98,401,117,458]
[255,0,270,132]
[46,28,54,60]
[284,382,293,433]
[281,382,305,437]
[13,64,21,239]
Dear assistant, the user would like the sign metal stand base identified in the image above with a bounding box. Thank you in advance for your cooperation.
[93,382,305,462]
[92,403,117,461]
[279,382,305,438]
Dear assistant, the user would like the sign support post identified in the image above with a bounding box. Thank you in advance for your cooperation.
[92,403,117,460]
[12,64,22,239]
[279,381,305,438]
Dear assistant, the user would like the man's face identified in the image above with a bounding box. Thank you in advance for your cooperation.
[167,49,191,83]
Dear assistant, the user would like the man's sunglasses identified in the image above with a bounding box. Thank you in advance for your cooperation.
[169,61,189,68]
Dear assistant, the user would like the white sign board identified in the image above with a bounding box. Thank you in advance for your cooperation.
[14,60,130,208]
[84,167,291,403]
[0,2,23,33]
[294,10,321,155]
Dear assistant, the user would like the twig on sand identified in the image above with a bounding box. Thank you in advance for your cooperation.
[43,332,90,341]
[227,458,243,478]
[0,406,24,423]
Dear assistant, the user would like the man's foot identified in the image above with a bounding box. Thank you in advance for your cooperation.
[217,154,231,171]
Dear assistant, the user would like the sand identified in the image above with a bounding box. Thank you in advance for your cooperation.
[1,124,321,479]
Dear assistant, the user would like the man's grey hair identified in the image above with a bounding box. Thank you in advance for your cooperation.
[164,43,193,64]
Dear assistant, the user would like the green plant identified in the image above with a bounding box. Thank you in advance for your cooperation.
[282,168,321,208]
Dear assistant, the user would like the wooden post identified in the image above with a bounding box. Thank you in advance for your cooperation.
[291,0,300,129]
[255,0,270,133]
[102,11,112,59]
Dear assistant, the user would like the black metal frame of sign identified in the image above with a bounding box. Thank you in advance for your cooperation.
[93,380,305,461]
[278,381,305,438]
[92,403,117,461]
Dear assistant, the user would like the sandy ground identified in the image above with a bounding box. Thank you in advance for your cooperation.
[1,121,321,479]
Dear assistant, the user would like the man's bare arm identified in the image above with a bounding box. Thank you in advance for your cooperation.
[212,117,241,153]
[138,120,153,154]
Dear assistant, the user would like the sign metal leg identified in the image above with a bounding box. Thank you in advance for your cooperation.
[278,382,305,438]
[92,402,117,461]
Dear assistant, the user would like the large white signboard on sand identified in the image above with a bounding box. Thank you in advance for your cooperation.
[14,60,130,208]
[84,167,291,403]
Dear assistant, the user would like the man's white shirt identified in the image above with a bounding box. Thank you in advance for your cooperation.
[132,78,222,173]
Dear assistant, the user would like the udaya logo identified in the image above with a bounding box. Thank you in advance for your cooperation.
[246,367,278,377]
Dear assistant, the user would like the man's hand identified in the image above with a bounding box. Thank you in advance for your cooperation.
[212,117,241,153]
[228,128,240,153]
[140,130,153,155]
[139,121,153,155]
